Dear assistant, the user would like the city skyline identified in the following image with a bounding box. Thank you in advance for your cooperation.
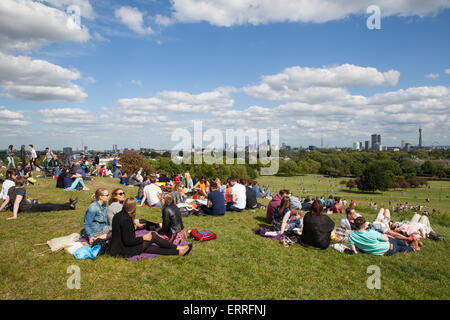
[0,1,449,150]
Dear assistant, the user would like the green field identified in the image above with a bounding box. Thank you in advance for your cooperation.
[0,174,449,300]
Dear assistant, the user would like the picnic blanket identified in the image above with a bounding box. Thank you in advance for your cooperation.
[79,230,191,261]
[252,228,285,240]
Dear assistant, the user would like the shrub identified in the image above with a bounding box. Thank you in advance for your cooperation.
[119,150,154,174]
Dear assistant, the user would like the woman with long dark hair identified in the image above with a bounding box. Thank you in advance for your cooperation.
[299,199,335,249]
[193,176,209,198]
[109,198,192,257]
[107,188,125,226]
[273,196,302,234]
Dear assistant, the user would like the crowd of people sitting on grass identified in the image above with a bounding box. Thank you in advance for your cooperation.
[0,149,445,258]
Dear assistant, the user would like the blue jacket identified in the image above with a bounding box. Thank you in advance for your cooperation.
[252,185,263,198]
[84,201,108,238]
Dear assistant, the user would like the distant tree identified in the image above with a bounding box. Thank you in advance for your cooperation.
[346,179,357,189]
[120,150,154,174]
[357,163,395,192]
[421,160,437,176]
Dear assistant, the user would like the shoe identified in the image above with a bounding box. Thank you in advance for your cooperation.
[69,197,78,209]
[183,243,193,256]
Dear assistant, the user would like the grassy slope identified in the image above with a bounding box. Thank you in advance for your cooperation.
[0,174,449,300]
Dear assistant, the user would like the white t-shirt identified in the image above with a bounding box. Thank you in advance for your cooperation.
[340,213,361,230]
[231,183,247,209]
[30,148,37,159]
[1,180,15,200]
[143,184,162,205]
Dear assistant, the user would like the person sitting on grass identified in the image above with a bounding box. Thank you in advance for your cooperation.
[251,181,263,199]
[98,165,107,177]
[107,188,126,227]
[171,182,186,205]
[0,176,77,220]
[140,176,162,207]
[1,168,16,201]
[266,189,290,223]
[348,216,419,256]
[84,188,111,245]
[193,176,210,198]
[240,178,265,210]
[299,200,335,250]
[201,181,226,216]
[16,163,31,179]
[329,197,343,214]
[184,172,194,193]
[112,155,122,178]
[108,197,192,258]
[155,193,188,245]
[340,207,361,230]
[127,171,142,186]
[272,196,302,234]
[47,154,60,176]
[62,167,89,191]
[226,177,246,212]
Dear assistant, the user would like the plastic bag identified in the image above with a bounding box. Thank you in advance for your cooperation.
[64,242,84,255]
[74,244,101,260]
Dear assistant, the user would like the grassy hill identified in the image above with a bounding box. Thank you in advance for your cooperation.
[0,174,449,299]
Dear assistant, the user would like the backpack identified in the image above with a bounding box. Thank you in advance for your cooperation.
[189,229,216,241]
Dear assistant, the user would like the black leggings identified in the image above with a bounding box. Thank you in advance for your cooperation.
[25,202,72,213]
[142,232,179,256]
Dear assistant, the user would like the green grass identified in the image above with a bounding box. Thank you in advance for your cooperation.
[0,174,449,300]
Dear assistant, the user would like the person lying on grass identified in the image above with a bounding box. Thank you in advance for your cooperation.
[348,216,419,256]
[0,176,77,220]
[108,197,192,258]
[342,207,413,243]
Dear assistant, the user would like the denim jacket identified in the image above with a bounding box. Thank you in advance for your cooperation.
[84,201,108,238]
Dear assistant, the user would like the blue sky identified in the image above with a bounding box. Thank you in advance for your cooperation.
[0,0,449,151]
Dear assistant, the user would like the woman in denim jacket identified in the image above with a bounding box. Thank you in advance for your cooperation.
[84,188,111,244]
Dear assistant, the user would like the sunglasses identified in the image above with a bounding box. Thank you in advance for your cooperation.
[115,192,125,196]
[102,194,109,197]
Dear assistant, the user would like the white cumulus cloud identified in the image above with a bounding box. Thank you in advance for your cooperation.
[169,0,450,26]
[0,52,87,102]
[115,6,153,35]
[0,0,90,52]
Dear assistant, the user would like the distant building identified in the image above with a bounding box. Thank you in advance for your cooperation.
[405,143,412,151]
[365,140,370,150]
[419,128,422,148]
[371,134,381,151]
[63,147,72,156]
[401,140,405,149]
[353,142,360,150]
